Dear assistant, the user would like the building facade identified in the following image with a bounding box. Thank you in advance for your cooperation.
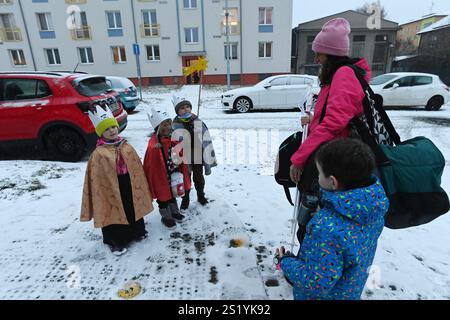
[0,0,293,85]
[396,14,446,56]
[292,10,399,77]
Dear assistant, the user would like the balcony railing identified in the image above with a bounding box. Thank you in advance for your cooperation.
[70,26,91,40]
[222,22,240,36]
[140,24,160,37]
[65,0,87,4]
[0,27,22,41]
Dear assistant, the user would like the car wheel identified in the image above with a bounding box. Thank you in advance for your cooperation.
[234,97,252,113]
[126,107,136,113]
[425,96,444,111]
[46,128,86,162]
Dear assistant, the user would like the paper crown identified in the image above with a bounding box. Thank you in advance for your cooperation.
[147,108,171,130]
[171,94,192,113]
[88,104,119,137]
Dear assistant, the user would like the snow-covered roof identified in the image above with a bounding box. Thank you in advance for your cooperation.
[417,15,450,34]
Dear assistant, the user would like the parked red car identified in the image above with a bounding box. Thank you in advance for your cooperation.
[0,72,127,162]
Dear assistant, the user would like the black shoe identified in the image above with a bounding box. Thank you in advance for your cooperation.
[135,232,148,241]
[161,217,176,229]
[197,194,209,206]
[172,211,185,222]
[180,192,190,210]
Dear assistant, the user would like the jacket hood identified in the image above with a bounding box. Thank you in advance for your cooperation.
[320,176,388,225]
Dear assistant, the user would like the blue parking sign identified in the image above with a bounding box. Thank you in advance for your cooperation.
[133,43,140,56]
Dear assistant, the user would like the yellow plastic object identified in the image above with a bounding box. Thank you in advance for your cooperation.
[229,239,245,248]
[118,282,141,299]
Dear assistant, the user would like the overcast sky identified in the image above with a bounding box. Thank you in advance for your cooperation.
[292,0,450,26]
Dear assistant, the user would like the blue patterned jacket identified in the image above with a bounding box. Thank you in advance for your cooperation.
[280,176,388,300]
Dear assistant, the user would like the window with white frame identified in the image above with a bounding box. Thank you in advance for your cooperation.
[106,11,122,29]
[111,46,126,63]
[142,10,159,36]
[9,49,26,66]
[45,48,61,65]
[146,45,160,61]
[78,47,94,64]
[259,7,272,25]
[183,0,197,9]
[36,13,53,31]
[184,27,198,43]
[258,42,272,58]
[224,43,238,60]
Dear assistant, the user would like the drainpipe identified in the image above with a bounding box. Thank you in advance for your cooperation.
[239,0,243,86]
[225,0,230,90]
[130,0,143,100]
[18,0,36,71]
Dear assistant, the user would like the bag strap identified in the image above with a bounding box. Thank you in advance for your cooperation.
[284,186,295,206]
[346,65,401,145]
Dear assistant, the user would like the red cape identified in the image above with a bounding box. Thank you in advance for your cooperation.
[143,135,191,202]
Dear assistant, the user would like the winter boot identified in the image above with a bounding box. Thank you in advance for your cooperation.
[159,207,176,229]
[180,190,190,210]
[197,190,209,206]
[169,202,185,222]
[110,245,127,256]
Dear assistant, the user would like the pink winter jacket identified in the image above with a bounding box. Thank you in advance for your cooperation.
[291,59,372,169]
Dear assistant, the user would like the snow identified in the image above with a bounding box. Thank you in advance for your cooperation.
[417,15,450,34]
[1,85,450,300]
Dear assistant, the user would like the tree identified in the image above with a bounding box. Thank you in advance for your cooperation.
[355,2,388,20]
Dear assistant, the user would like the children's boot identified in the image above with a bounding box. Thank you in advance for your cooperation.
[169,202,185,222]
[159,207,176,229]
[197,190,209,206]
[180,190,190,210]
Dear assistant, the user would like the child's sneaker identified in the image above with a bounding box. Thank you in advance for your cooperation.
[110,246,127,256]
[161,217,177,229]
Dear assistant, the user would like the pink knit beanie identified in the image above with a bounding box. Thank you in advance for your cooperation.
[312,18,351,57]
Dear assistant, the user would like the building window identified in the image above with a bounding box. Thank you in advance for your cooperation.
[305,35,316,64]
[111,46,126,63]
[224,42,238,60]
[146,45,160,61]
[78,47,94,64]
[184,27,198,43]
[258,41,272,58]
[36,13,56,39]
[183,0,197,9]
[258,7,273,33]
[222,8,239,35]
[106,11,123,37]
[352,35,366,58]
[372,34,388,73]
[141,10,159,37]
[45,48,61,65]
[9,49,26,66]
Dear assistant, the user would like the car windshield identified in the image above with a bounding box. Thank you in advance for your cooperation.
[72,77,112,97]
[371,74,398,85]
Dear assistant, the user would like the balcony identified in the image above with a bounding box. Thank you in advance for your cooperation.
[140,24,160,37]
[0,27,22,41]
[0,0,13,4]
[70,26,92,40]
[65,0,86,4]
[222,22,240,36]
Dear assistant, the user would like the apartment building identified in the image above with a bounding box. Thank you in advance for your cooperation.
[0,0,293,85]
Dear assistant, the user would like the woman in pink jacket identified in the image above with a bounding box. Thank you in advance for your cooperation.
[290,18,372,183]
[290,18,372,244]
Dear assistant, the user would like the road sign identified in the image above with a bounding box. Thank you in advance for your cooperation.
[133,43,140,56]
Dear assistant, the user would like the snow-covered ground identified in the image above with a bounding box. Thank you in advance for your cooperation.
[1,85,449,300]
